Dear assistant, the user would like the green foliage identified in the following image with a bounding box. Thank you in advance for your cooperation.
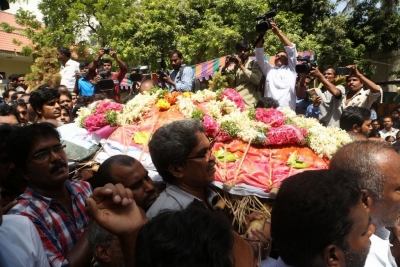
[208,72,228,92]
[221,120,240,138]
[191,108,204,120]
[0,22,15,33]
[105,111,119,126]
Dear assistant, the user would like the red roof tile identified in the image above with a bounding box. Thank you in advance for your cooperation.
[0,31,31,53]
[0,11,25,30]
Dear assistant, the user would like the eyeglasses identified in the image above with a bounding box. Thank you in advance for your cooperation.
[186,137,215,162]
[26,144,66,162]
[243,238,262,267]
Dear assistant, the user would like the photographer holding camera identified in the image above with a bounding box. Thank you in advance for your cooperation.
[161,49,194,92]
[220,40,263,109]
[255,21,298,110]
[88,48,127,102]
[343,65,381,109]
[73,63,96,97]
[297,66,345,127]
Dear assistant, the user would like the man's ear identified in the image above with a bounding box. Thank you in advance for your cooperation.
[352,123,361,133]
[322,244,342,267]
[361,189,373,212]
[94,244,112,263]
[17,168,31,182]
[168,164,185,179]
[35,107,43,117]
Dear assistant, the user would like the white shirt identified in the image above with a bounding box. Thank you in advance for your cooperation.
[380,128,399,139]
[316,85,346,127]
[0,215,50,267]
[264,257,293,267]
[60,59,80,91]
[365,227,397,267]
[255,45,298,110]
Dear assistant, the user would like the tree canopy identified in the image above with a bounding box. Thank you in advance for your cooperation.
[7,0,400,85]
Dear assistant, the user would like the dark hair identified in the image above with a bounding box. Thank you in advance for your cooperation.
[93,94,106,101]
[135,201,234,267]
[37,84,51,90]
[340,106,371,132]
[6,122,60,169]
[79,62,89,70]
[148,119,206,183]
[0,105,18,124]
[59,90,72,100]
[371,119,380,125]
[2,88,16,99]
[10,92,24,101]
[168,49,183,59]
[330,140,394,200]
[255,97,279,109]
[271,170,361,267]
[383,116,392,122]
[368,129,381,138]
[29,88,60,116]
[60,105,71,118]
[235,40,251,51]
[88,220,117,265]
[101,59,112,65]
[385,135,395,142]
[96,155,136,188]
[8,74,19,82]
[323,65,336,75]
[17,74,25,79]
[58,47,71,58]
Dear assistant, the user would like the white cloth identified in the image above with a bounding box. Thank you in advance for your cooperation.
[315,85,346,127]
[342,87,381,110]
[60,59,80,91]
[255,45,298,110]
[380,128,399,139]
[261,257,278,267]
[0,215,50,267]
[365,227,397,267]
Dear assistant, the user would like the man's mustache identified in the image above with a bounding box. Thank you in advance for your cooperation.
[49,161,67,173]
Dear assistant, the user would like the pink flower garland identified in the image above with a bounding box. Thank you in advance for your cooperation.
[254,108,286,127]
[221,88,245,111]
[266,125,307,145]
[84,113,108,132]
[202,115,220,138]
[96,101,124,114]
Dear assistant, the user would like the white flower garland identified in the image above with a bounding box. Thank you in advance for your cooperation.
[118,93,159,125]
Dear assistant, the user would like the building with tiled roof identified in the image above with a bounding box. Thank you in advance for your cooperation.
[0,11,33,85]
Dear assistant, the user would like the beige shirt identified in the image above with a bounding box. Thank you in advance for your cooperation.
[315,85,345,127]
[342,87,381,110]
[226,59,263,109]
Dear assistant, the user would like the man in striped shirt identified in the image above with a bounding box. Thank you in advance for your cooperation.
[6,123,93,267]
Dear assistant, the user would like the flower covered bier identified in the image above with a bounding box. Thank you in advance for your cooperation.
[266,125,307,146]
[203,115,220,138]
[84,113,107,131]
[220,88,245,111]
[156,99,171,110]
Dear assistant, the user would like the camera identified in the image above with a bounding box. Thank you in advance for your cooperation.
[127,65,149,82]
[255,10,277,33]
[80,72,87,78]
[103,47,110,54]
[335,67,352,75]
[295,55,318,74]
[96,68,114,92]
[228,54,238,63]
[157,58,169,80]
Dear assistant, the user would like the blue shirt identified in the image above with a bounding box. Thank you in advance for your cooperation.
[306,104,321,119]
[167,64,194,92]
[78,78,95,96]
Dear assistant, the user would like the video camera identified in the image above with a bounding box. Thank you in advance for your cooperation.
[255,10,277,33]
[127,65,150,82]
[295,55,318,74]
[96,68,114,92]
[228,54,238,63]
[156,58,169,80]
[103,46,110,54]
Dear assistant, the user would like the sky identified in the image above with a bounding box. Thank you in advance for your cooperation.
[6,0,43,21]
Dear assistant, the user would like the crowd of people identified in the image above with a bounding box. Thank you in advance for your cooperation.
[1,20,400,267]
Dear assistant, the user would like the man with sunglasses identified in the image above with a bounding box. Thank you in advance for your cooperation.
[255,21,298,111]
[146,119,218,219]
[6,123,93,267]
